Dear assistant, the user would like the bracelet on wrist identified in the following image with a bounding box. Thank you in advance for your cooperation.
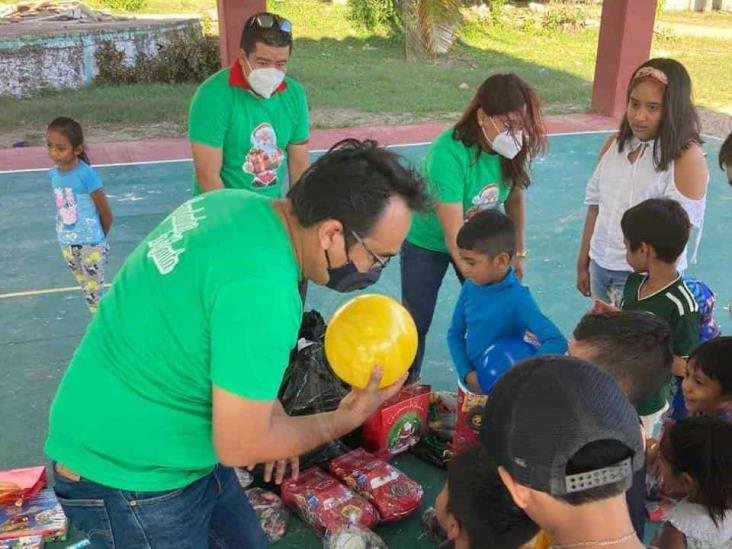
[515,250,528,259]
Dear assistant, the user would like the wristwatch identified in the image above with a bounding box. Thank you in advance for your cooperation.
[515,250,529,259]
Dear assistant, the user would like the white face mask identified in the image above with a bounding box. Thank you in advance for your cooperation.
[481,117,524,160]
[244,57,285,99]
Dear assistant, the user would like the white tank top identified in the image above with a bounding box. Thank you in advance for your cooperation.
[585,137,707,272]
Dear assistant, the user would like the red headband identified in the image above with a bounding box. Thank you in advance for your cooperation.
[633,66,668,87]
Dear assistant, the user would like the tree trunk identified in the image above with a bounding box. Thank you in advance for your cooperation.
[401,0,422,63]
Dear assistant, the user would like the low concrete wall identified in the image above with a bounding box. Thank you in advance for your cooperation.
[664,0,732,11]
[0,18,201,97]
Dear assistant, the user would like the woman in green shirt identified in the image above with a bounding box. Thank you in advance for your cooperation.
[401,74,547,381]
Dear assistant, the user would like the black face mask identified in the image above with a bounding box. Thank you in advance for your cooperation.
[325,249,382,293]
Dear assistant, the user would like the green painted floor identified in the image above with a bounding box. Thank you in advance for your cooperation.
[1,133,730,547]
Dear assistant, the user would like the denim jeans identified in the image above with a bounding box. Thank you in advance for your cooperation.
[589,260,630,306]
[400,241,464,382]
[52,464,266,549]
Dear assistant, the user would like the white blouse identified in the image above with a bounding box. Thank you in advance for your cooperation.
[667,500,732,549]
[585,137,707,272]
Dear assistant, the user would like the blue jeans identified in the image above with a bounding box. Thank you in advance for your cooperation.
[400,241,464,382]
[52,464,266,549]
[589,260,630,306]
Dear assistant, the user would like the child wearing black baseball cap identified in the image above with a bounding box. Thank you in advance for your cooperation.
[481,356,646,549]
[570,310,674,541]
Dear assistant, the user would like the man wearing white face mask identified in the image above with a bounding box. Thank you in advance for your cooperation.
[188,12,310,197]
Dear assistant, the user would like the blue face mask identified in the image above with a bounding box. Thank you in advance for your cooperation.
[325,249,382,293]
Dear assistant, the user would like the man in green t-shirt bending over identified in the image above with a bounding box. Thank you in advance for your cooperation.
[189,12,310,197]
[45,139,427,548]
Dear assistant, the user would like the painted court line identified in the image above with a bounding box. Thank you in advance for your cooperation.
[0,158,192,175]
[0,130,624,175]
[0,143,435,175]
[0,284,112,300]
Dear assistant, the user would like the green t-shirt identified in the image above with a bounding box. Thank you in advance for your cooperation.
[622,273,700,416]
[45,191,303,491]
[188,62,310,198]
[407,128,511,253]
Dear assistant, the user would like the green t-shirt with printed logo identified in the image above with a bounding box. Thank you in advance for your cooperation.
[45,191,303,491]
[189,63,310,198]
[407,128,511,253]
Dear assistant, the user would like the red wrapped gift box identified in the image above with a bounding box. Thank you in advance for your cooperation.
[361,384,430,459]
[280,467,378,537]
[0,467,46,508]
[328,448,423,522]
[452,383,488,453]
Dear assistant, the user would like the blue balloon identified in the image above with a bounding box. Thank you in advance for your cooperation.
[477,337,538,393]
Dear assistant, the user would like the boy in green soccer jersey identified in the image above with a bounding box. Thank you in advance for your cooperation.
[596,198,699,438]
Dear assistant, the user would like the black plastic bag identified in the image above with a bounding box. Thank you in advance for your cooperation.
[278,311,360,468]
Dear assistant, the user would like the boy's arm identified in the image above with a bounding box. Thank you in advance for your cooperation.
[517,289,568,355]
[670,309,700,377]
[447,288,472,384]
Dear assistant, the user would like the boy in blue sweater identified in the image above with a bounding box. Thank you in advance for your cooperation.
[447,209,567,393]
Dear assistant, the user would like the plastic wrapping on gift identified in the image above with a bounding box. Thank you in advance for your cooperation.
[452,383,488,453]
[246,488,289,543]
[281,467,378,538]
[278,311,357,467]
[421,507,448,545]
[684,277,722,343]
[323,525,387,549]
[411,391,458,468]
[328,448,423,522]
[234,467,253,489]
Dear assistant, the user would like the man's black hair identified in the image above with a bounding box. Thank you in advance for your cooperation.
[557,440,635,506]
[240,12,292,54]
[288,139,428,240]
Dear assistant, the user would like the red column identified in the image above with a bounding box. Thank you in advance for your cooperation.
[216,0,266,68]
[590,0,658,118]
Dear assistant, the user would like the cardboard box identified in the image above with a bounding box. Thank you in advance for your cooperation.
[0,489,66,543]
[361,384,430,459]
[452,383,488,453]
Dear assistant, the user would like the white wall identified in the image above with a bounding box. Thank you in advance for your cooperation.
[0,20,200,97]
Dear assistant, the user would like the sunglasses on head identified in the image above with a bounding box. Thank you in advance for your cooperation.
[246,13,292,34]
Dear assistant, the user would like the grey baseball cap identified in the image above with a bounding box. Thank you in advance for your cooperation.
[480,355,644,496]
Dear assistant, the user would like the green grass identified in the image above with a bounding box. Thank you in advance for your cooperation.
[0,83,197,144]
[87,0,214,15]
[657,9,732,27]
[652,32,732,113]
[1,0,731,145]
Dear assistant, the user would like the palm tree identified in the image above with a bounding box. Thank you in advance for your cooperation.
[401,0,463,62]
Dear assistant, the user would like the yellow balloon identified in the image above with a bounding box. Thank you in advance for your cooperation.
[325,294,418,389]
